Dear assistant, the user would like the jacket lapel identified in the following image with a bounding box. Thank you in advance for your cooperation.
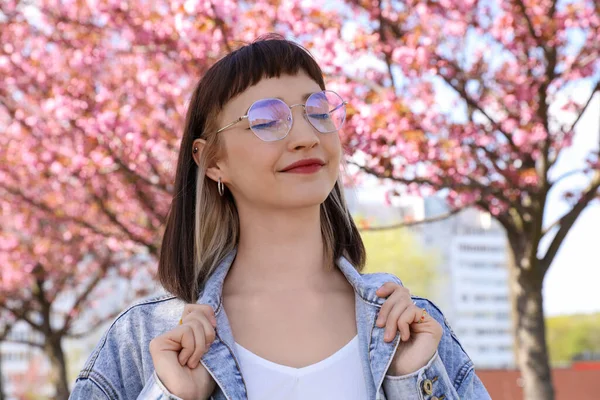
[336,256,402,399]
[197,249,249,400]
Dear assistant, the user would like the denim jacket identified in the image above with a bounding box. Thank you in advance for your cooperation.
[70,248,491,400]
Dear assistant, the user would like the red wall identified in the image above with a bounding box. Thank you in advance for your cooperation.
[477,365,600,400]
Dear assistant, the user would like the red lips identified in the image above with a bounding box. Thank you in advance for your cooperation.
[280,158,326,172]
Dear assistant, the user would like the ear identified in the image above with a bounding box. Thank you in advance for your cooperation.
[192,138,226,184]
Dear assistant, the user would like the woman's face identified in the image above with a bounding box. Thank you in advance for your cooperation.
[200,72,342,211]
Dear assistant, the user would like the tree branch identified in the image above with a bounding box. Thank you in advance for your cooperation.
[550,169,588,188]
[0,179,115,239]
[111,157,167,224]
[111,156,171,196]
[372,13,521,153]
[65,309,123,340]
[346,158,517,211]
[59,260,111,336]
[346,159,445,187]
[88,189,158,253]
[564,81,600,137]
[0,303,39,331]
[377,0,399,94]
[1,339,44,349]
[358,205,465,231]
[541,171,600,273]
[437,68,520,154]
[514,0,542,48]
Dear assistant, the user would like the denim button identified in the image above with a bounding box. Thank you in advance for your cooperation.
[422,379,433,395]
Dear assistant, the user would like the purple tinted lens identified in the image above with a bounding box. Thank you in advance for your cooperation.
[247,98,292,141]
[306,91,346,133]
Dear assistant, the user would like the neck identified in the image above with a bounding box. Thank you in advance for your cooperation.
[224,203,339,295]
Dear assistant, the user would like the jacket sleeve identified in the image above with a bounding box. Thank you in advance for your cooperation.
[69,372,185,400]
[69,377,110,400]
[382,352,490,399]
[381,298,492,399]
[136,372,185,400]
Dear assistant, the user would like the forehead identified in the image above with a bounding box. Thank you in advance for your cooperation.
[219,72,323,121]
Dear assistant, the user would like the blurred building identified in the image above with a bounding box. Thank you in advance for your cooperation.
[346,186,515,369]
[0,322,52,399]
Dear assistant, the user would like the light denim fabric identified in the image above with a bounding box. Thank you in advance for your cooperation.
[70,248,491,400]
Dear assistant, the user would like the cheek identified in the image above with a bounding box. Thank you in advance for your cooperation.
[226,139,279,184]
[324,133,343,165]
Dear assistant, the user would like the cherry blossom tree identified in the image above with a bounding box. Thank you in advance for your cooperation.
[1,1,598,399]
[322,2,600,399]
[0,200,155,397]
[0,1,234,396]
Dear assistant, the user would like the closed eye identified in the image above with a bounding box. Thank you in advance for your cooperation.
[308,113,331,120]
[307,103,343,120]
[252,120,280,129]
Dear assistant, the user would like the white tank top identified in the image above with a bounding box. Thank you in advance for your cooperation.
[234,335,368,399]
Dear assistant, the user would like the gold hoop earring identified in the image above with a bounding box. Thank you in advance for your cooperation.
[218,177,224,196]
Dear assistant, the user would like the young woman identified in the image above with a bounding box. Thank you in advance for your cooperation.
[70,35,490,400]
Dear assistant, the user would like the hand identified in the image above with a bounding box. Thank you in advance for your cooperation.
[376,282,443,376]
[149,304,218,400]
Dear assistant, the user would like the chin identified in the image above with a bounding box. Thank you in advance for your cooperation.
[281,187,333,208]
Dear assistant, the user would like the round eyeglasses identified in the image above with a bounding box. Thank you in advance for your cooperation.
[214,90,348,142]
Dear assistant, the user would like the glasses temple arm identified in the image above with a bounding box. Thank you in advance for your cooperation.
[215,115,249,134]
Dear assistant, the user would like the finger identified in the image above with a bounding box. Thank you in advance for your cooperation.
[376,287,411,328]
[398,305,422,342]
[184,319,207,369]
[384,302,410,342]
[183,304,217,323]
[183,304,217,326]
[181,310,217,336]
[376,296,394,328]
[376,282,398,297]
[175,325,197,366]
[200,306,218,327]
[376,287,401,327]
[186,317,215,368]
[150,326,185,353]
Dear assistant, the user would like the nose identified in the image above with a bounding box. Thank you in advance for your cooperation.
[286,104,320,151]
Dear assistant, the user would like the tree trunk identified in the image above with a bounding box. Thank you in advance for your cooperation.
[0,354,5,400]
[508,240,555,400]
[45,335,70,400]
